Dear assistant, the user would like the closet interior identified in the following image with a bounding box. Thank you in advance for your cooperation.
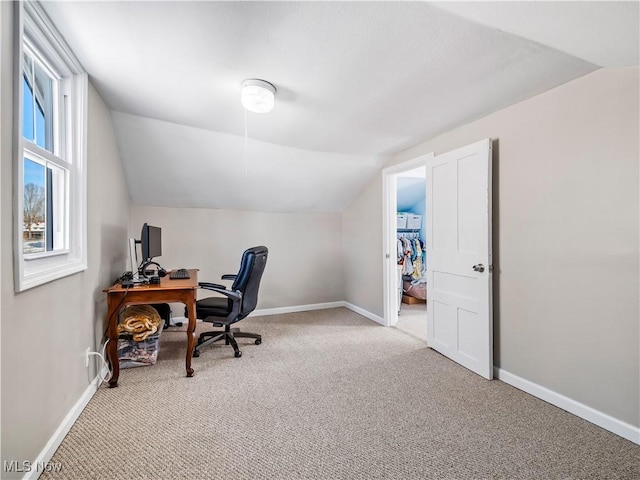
[396,167,427,321]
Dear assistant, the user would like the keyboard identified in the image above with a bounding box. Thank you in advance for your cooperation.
[169,268,190,280]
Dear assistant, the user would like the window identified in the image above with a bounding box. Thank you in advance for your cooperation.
[14,1,87,291]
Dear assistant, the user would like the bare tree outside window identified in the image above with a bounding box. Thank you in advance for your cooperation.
[24,182,45,249]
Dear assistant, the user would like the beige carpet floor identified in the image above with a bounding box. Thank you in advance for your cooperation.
[43,308,639,479]
[396,302,427,341]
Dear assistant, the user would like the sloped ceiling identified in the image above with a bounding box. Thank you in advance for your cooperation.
[434,1,639,67]
[398,180,425,213]
[40,1,639,212]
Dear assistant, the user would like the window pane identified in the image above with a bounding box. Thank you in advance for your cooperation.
[47,162,66,250]
[36,103,46,149]
[22,73,35,143]
[23,158,46,254]
[33,61,54,152]
[23,52,33,75]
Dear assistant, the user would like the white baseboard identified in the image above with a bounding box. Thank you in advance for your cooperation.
[173,304,345,322]
[23,374,102,479]
[494,367,640,445]
[174,301,384,325]
[250,301,345,317]
[343,302,385,325]
[250,301,385,326]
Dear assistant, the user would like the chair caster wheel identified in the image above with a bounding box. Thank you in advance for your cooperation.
[255,339,261,345]
[193,350,200,358]
[235,351,242,358]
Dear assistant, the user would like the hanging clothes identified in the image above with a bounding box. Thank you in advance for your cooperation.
[401,237,413,276]
[411,238,424,279]
[397,233,424,279]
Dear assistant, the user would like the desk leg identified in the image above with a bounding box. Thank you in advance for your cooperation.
[185,299,196,377]
[106,295,121,388]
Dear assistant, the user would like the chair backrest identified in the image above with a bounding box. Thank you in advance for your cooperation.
[231,246,268,318]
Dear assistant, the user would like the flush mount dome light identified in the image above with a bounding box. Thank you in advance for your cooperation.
[241,79,276,113]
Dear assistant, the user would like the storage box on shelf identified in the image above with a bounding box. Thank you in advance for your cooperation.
[406,214,422,230]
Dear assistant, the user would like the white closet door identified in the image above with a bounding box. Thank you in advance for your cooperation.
[425,139,493,379]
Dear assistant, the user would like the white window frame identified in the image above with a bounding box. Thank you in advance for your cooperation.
[13,1,87,292]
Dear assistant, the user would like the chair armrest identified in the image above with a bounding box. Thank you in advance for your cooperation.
[198,283,242,302]
[199,282,226,290]
[221,274,237,281]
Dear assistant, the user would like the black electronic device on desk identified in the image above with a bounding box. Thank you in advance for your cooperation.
[115,271,147,289]
[169,268,191,280]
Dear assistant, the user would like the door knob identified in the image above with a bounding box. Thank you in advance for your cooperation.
[472,264,485,273]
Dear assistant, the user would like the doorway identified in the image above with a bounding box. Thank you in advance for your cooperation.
[382,153,433,331]
[382,139,494,379]
[395,167,427,341]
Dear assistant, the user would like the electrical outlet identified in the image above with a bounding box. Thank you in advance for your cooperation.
[85,347,91,368]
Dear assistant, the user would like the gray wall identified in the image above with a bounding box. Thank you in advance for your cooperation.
[0,1,131,471]
[343,67,639,427]
[342,174,384,316]
[130,206,345,311]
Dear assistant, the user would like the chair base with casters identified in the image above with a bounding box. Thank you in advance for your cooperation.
[193,323,262,358]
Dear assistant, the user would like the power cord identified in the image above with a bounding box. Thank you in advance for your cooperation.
[115,271,133,283]
[87,339,111,384]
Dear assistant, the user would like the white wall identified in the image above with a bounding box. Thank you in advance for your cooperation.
[130,206,345,312]
[343,67,639,428]
[0,2,131,470]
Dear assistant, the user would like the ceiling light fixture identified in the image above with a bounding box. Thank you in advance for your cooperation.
[241,79,276,113]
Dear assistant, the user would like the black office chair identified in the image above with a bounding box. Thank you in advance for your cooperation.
[192,246,268,358]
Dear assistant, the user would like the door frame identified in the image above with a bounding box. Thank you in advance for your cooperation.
[382,153,434,327]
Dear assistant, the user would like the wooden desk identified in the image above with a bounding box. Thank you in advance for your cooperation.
[103,269,199,387]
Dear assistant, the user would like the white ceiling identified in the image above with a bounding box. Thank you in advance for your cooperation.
[41,1,639,212]
[434,1,640,67]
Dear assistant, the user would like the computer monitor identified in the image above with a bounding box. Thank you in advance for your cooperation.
[140,223,162,262]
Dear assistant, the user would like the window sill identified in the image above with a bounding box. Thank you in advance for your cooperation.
[24,249,71,261]
[16,257,87,292]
